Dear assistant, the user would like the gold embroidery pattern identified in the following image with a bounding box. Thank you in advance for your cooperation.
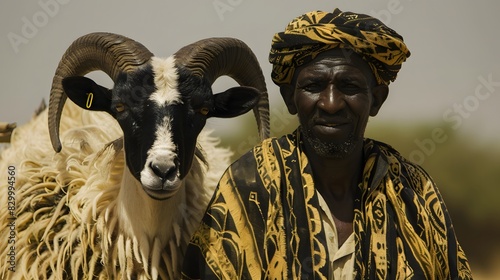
[183,134,472,279]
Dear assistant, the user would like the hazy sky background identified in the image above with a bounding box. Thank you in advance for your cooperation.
[1,0,499,143]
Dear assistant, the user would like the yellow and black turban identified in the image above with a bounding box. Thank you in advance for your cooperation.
[269,8,411,85]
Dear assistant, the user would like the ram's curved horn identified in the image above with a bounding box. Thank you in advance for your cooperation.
[174,38,270,140]
[48,32,153,152]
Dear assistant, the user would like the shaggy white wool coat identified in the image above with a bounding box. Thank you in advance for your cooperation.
[0,102,232,279]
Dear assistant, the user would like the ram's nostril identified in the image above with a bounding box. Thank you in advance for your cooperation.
[150,162,176,181]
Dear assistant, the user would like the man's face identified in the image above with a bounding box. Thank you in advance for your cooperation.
[282,49,387,159]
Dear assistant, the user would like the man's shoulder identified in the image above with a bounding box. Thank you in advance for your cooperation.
[368,138,436,190]
[368,138,419,168]
[227,137,282,187]
[231,137,276,165]
[229,137,290,192]
[231,135,289,168]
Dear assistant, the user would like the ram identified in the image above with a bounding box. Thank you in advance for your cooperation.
[0,101,44,144]
[0,122,16,143]
[0,32,269,279]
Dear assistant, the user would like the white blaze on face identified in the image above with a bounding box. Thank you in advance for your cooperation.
[150,56,182,106]
[140,57,182,191]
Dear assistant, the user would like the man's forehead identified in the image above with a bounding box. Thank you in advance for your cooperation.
[294,48,375,82]
[313,49,369,69]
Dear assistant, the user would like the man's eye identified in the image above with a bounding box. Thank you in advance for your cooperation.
[339,80,364,92]
[343,83,359,89]
[341,78,358,86]
[301,82,324,92]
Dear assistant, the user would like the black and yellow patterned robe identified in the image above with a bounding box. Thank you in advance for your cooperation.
[182,130,472,279]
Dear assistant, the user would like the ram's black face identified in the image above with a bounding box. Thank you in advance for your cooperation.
[62,56,261,201]
[112,59,213,200]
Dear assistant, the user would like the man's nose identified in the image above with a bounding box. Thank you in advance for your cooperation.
[317,85,345,114]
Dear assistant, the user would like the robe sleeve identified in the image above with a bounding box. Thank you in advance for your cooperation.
[181,149,267,280]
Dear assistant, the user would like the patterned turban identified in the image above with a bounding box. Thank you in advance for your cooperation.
[269,8,411,85]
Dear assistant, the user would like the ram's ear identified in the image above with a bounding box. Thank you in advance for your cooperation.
[62,76,112,113]
[210,86,260,118]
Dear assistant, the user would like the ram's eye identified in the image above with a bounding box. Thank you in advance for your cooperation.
[115,103,125,112]
[199,107,209,116]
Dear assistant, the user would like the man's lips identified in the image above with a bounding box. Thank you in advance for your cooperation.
[314,123,347,132]
[312,119,352,136]
[317,123,345,127]
[315,118,350,127]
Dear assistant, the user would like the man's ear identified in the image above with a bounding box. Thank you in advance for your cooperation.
[280,85,297,115]
[370,84,389,116]
[62,76,112,113]
[210,86,260,118]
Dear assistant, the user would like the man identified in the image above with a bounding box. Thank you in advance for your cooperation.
[182,8,472,279]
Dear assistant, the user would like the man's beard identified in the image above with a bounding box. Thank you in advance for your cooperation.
[300,126,358,159]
